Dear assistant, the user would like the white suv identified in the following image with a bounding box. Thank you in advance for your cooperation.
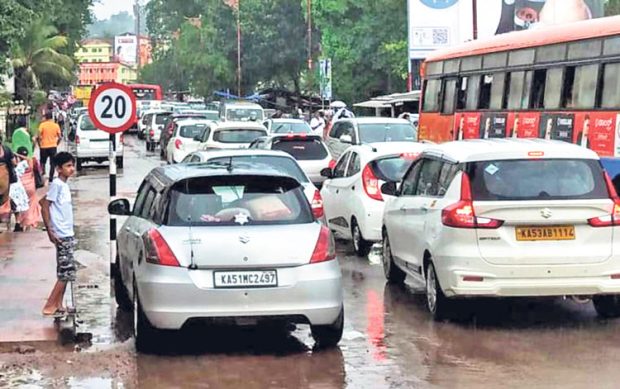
[320,142,427,256]
[382,139,620,320]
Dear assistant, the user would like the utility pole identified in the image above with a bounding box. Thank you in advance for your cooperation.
[472,0,478,40]
[236,3,241,97]
[307,0,312,70]
[134,0,141,72]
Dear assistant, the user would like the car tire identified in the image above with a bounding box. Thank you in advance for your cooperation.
[426,262,452,321]
[311,307,344,348]
[76,158,83,172]
[382,232,406,284]
[351,218,372,257]
[593,295,620,318]
[114,259,132,311]
[133,282,159,353]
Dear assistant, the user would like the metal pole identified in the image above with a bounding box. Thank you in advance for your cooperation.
[472,0,478,40]
[307,0,312,70]
[109,133,117,272]
[237,3,242,98]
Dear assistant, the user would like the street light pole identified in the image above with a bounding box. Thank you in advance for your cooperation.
[237,3,242,97]
[472,0,478,40]
[307,0,312,70]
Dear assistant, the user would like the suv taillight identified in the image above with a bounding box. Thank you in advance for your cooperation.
[143,229,181,267]
[311,189,324,219]
[362,164,383,201]
[310,225,336,264]
[328,159,337,169]
[75,135,80,145]
[175,139,183,149]
[441,172,503,229]
[588,172,620,227]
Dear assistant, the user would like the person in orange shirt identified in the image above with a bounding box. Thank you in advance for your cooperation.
[37,111,62,184]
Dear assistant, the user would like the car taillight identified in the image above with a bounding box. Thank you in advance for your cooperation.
[311,189,324,219]
[441,172,503,229]
[362,164,383,201]
[328,159,337,169]
[75,135,80,145]
[310,225,336,264]
[175,139,183,150]
[143,229,181,267]
[588,172,620,227]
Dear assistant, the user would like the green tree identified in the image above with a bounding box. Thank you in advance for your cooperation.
[11,18,74,105]
[0,1,34,75]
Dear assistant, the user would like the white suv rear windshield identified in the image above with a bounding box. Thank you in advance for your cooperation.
[468,159,608,201]
[213,129,265,143]
[167,176,313,226]
[358,123,416,143]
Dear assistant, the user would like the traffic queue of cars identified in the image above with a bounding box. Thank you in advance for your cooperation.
[108,103,620,353]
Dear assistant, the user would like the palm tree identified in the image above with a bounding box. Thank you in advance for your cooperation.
[11,18,74,107]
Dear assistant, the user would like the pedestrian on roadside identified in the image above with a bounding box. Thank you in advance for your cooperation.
[15,147,41,231]
[0,139,18,231]
[8,149,30,232]
[11,116,35,157]
[37,111,62,184]
[310,110,326,136]
[41,152,76,317]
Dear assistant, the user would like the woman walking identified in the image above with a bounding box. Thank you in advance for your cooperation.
[15,147,41,231]
[0,139,17,230]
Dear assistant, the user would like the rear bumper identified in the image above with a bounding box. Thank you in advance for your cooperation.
[76,148,124,159]
[434,252,620,297]
[137,260,343,330]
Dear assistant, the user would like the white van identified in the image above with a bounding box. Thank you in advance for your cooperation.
[219,101,265,122]
[71,114,124,171]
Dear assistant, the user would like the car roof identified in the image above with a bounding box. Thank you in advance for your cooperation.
[267,118,307,124]
[190,149,297,160]
[336,117,413,125]
[344,142,427,160]
[175,119,213,126]
[268,133,323,141]
[223,101,262,107]
[149,160,296,187]
[423,139,600,163]
[212,121,267,130]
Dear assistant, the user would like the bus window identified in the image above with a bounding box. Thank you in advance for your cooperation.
[544,68,564,109]
[466,75,481,110]
[422,79,441,112]
[441,79,457,114]
[507,71,530,110]
[457,77,468,110]
[603,36,620,56]
[562,64,599,109]
[599,63,620,109]
[529,69,547,109]
[478,75,493,109]
[490,73,507,110]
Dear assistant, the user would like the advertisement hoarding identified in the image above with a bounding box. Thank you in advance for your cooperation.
[114,35,137,65]
[319,59,332,101]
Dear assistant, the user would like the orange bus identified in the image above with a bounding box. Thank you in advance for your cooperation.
[418,15,620,157]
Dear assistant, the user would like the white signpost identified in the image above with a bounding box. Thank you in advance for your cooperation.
[88,83,136,273]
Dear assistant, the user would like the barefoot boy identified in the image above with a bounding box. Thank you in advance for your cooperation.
[40,152,76,316]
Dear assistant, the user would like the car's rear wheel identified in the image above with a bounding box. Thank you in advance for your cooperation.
[351,218,372,257]
[133,282,159,353]
[76,158,83,172]
[593,295,620,318]
[382,232,406,284]
[311,307,344,348]
[426,262,452,321]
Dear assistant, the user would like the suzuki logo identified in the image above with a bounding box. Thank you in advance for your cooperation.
[239,235,250,244]
[541,208,553,219]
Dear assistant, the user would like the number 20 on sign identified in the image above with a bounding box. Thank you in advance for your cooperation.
[88,83,137,134]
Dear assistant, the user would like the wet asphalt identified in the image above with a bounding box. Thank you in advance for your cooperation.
[62,135,620,388]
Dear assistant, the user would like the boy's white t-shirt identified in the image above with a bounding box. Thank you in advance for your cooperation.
[46,178,74,238]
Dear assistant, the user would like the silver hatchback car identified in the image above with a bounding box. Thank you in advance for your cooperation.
[109,163,344,352]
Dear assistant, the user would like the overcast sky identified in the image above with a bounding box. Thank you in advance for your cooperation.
[91,0,149,21]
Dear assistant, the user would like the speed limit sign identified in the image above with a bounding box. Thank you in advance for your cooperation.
[88,82,137,134]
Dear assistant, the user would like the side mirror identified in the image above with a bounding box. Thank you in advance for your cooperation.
[320,167,333,178]
[339,134,353,144]
[108,198,131,216]
[381,182,398,196]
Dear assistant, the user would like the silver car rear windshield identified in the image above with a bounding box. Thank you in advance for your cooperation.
[468,159,608,201]
[166,176,313,226]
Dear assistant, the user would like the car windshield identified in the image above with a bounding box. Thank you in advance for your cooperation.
[358,123,416,143]
[226,108,264,122]
[208,156,309,183]
[80,115,97,131]
[468,159,608,201]
[155,113,172,124]
[213,129,266,143]
[272,138,328,160]
[167,175,313,226]
[371,155,418,182]
[271,122,311,134]
[179,124,208,139]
